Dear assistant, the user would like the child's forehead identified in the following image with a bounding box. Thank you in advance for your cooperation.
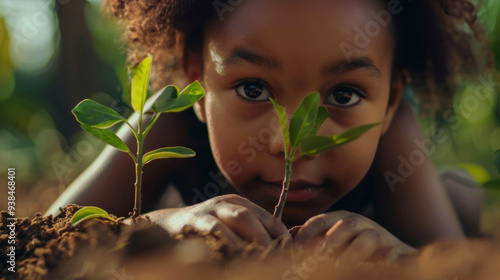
[205,0,395,75]
[207,0,393,47]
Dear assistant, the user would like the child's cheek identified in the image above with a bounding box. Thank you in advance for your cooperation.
[204,92,268,187]
[323,123,381,184]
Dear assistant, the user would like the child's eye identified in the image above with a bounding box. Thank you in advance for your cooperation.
[325,85,365,107]
[234,80,272,102]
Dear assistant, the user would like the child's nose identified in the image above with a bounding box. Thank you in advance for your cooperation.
[268,124,318,160]
[268,96,320,159]
[268,123,286,158]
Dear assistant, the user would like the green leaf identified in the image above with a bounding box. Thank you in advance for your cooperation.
[299,122,381,157]
[122,82,132,108]
[270,97,290,155]
[156,81,205,113]
[81,125,130,153]
[71,206,116,226]
[131,55,152,113]
[152,85,180,113]
[494,149,500,174]
[72,99,125,129]
[143,146,196,165]
[289,92,320,149]
[310,106,329,136]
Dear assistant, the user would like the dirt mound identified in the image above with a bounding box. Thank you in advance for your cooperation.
[0,205,287,280]
[0,205,122,279]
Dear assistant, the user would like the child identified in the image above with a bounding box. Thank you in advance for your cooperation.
[47,0,492,263]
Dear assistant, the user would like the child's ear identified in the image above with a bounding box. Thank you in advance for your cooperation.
[381,69,408,135]
[183,49,206,123]
[183,48,202,83]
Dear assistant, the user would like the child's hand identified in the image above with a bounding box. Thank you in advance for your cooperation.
[148,194,291,246]
[294,211,416,264]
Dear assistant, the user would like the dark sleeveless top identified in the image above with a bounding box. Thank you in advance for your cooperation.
[142,109,376,218]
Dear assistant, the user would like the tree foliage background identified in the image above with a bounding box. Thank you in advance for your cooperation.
[0,0,499,234]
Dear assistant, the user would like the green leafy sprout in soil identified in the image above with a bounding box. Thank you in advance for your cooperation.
[71,55,204,224]
[270,92,381,220]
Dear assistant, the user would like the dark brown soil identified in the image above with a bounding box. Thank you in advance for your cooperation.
[0,205,287,280]
[0,205,123,280]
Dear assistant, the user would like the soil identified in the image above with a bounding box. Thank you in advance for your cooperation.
[1,205,500,280]
[0,204,286,280]
[0,205,122,280]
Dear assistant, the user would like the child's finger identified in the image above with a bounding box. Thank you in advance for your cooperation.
[322,219,362,253]
[369,247,400,264]
[222,194,291,239]
[336,228,380,265]
[294,214,330,247]
[193,215,244,245]
[215,203,273,245]
[294,211,358,247]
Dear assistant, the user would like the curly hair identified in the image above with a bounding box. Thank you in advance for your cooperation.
[105,0,494,113]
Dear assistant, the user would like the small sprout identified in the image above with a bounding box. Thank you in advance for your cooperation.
[270,92,381,220]
[71,207,116,226]
[71,55,205,221]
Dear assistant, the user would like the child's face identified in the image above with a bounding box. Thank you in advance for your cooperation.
[190,0,403,224]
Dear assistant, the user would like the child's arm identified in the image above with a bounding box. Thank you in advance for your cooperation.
[371,101,465,245]
[45,111,188,217]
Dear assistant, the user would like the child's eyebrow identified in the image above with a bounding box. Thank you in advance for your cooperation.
[321,57,382,80]
[222,47,382,79]
[222,47,282,70]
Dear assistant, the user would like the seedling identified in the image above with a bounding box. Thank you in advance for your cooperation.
[270,92,381,220]
[70,55,204,224]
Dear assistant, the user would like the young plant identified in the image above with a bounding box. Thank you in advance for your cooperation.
[270,92,381,220]
[70,55,204,224]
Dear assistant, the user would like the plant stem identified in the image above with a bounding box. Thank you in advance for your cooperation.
[132,107,147,219]
[273,158,292,220]
[133,108,145,219]
[133,134,144,219]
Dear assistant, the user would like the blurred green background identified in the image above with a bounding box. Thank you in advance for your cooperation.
[0,0,499,234]
[0,0,128,216]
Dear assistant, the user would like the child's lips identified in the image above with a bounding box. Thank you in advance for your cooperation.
[260,179,325,202]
